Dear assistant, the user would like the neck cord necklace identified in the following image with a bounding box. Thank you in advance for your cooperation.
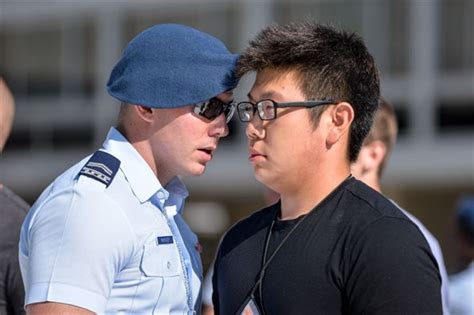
[253,211,309,315]
[254,175,354,314]
[238,176,354,315]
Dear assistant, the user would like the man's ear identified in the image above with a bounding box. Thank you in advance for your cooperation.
[133,105,154,123]
[326,102,354,145]
[351,141,387,186]
[364,140,387,171]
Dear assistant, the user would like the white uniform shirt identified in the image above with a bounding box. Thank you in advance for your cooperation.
[449,262,474,315]
[19,127,202,314]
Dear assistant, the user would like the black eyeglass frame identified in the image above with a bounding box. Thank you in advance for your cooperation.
[193,98,236,123]
[236,99,335,122]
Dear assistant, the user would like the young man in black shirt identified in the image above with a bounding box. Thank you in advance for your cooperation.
[212,22,442,315]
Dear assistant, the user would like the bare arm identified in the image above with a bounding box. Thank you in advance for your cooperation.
[27,302,95,315]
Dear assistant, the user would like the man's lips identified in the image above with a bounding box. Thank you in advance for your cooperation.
[249,149,266,161]
[198,146,216,160]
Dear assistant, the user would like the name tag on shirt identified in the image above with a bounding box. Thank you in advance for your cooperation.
[157,236,174,245]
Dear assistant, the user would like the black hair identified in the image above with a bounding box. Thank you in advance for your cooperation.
[237,22,380,161]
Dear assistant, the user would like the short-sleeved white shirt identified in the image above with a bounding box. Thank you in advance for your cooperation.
[449,262,474,315]
[19,127,202,314]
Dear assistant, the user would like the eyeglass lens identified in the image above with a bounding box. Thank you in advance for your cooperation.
[238,100,276,122]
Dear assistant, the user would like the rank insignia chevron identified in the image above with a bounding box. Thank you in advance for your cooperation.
[79,150,121,187]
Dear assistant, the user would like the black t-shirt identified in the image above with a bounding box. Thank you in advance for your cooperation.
[212,178,442,315]
[0,185,29,315]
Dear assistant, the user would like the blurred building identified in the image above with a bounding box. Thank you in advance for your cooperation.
[1,0,473,271]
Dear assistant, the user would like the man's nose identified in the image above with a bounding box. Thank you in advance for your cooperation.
[210,113,229,138]
[245,113,265,140]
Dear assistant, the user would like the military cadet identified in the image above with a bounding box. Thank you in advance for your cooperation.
[19,24,238,314]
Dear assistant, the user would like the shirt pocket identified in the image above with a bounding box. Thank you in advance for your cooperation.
[141,238,181,278]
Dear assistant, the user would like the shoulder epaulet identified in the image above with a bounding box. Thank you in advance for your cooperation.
[79,150,121,187]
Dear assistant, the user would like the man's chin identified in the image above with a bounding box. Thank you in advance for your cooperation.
[254,166,281,187]
[189,164,207,177]
[254,169,269,186]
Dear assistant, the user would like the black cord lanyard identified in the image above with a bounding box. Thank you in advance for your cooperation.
[247,211,310,315]
[237,176,354,315]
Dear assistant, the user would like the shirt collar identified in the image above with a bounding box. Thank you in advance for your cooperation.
[166,176,189,200]
[164,177,189,215]
[102,127,189,206]
[102,127,162,203]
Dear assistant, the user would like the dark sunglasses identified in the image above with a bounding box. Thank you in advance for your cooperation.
[194,98,236,123]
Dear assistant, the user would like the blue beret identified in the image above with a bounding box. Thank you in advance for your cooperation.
[107,24,239,108]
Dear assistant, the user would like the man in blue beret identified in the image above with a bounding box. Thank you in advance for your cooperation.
[19,24,239,314]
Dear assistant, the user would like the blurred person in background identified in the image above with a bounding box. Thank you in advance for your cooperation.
[18,24,238,314]
[449,196,474,315]
[351,97,450,314]
[0,77,29,315]
[212,21,442,314]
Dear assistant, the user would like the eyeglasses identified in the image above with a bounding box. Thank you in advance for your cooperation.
[194,98,236,123]
[236,99,335,122]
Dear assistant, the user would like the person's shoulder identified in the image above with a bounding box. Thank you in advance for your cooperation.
[24,151,133,244]
[0,186,29,247]
[230,203,276,232]
[0,185,29,214]
[49,150,122,195]
[343,179,409,222]
[30,150,124,218]
[220,203,277,246]
[337,179,427,241]
[340,181,433,254]
[42,154,94,194]
[450,262,474,285]
[391,201,441,246]
[449,263,474,311]
[76,150,121,189]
